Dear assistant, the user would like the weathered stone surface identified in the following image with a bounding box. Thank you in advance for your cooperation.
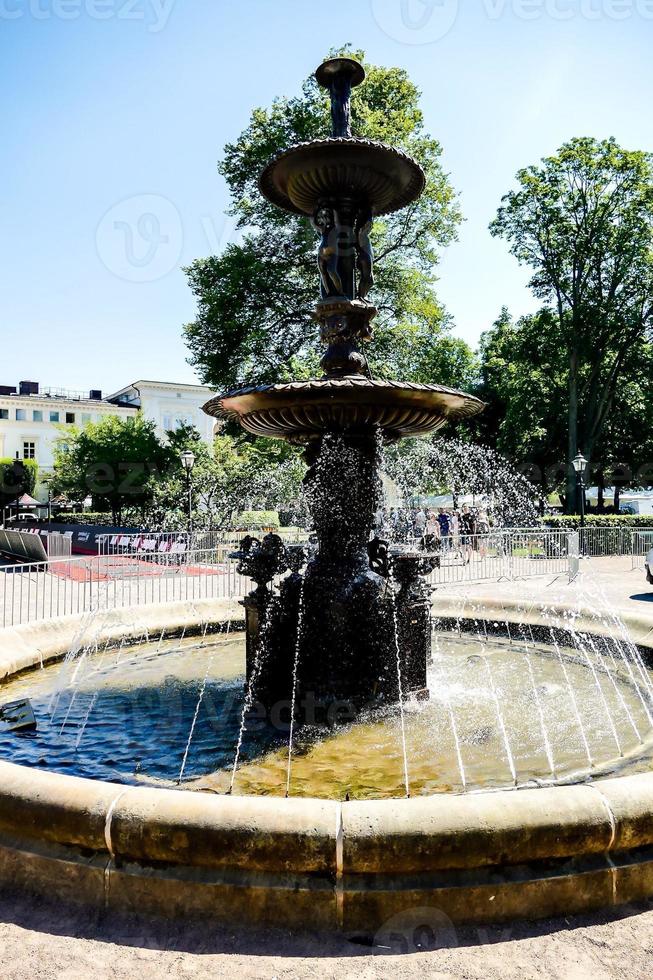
[0,761,119,851]
[341,787,614,874]
[594,772,653,849]
[341,860,617,932]
[109,789,338,874]
[106,860,339,929]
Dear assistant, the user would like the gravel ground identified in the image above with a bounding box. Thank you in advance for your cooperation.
[0,891,652,980]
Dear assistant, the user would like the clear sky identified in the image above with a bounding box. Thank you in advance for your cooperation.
[2,0,651,393]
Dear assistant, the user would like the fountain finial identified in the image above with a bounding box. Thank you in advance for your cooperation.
[315,57,365,138]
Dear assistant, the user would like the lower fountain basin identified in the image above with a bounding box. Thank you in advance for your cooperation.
[2,629,652,795]
[204,377,485,441]
[2,599,653,932]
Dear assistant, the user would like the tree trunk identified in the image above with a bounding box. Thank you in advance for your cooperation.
[614,485,621,514]
[597,470,605,513]
[566,349,579,514]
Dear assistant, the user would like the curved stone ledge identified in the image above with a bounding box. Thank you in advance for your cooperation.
[0,602,652,930]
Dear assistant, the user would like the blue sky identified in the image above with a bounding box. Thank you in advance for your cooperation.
[2,0,651,393]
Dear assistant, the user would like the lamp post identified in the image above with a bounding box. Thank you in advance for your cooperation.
[572,451,588,530]
[180,450,196,536]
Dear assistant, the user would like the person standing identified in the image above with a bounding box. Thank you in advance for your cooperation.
[459,504,477,563]
[437,508,451,552]
[423,509,441,563]
[476,508,490,558]
[414,507,426,539]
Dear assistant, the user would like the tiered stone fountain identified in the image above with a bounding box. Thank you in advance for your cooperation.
[3,55,653,936]
[204,57,484,716]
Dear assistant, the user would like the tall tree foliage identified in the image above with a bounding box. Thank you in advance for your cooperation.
[477,307,567,503]
[147,425,305,530]
[491,137,653,511]
[184,48,472,392]
[50,416,173,524]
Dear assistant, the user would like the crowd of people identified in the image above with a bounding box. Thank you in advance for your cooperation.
[373,504,493,560]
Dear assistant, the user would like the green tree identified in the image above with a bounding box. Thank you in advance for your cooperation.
[0,458,38,513]
[50,415,172,524]
[184,47,473,392]
[147,425,305,530]
[491,137,653,511]
[477,307,567,507]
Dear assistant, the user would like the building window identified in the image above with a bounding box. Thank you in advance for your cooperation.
[49,411,59,422]
[16,409,26,421]
[23,442,35,460]
[32,410,43,422]
[0,409,7,420]
[65,412,75,424]
[81,413,91,425]
[163,415,172,431]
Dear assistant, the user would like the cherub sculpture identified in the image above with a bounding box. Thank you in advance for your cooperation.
[312,207,343,298]
[355,209,374,300]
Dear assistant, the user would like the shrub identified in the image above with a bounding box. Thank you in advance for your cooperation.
[541,515,653,529]
[232,510,280,531]
[51,511,141,528]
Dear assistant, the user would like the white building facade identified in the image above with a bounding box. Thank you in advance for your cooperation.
[106,380,218,445]
[0,378,218,500]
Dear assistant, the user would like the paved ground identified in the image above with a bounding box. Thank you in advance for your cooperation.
[0,890,652,979]
[440,554,652,617]
[1,556,653,979]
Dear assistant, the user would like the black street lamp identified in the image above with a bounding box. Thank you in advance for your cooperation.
[572,451,588,529]
[180,450,196,535]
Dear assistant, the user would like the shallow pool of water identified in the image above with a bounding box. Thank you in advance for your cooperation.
[1,630,652,798]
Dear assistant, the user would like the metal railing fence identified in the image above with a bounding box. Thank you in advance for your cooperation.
[96,527,308,558]
[0,548,251,630]
[630,530,653,569]
[425,529,572,587]
[2,526,653,630]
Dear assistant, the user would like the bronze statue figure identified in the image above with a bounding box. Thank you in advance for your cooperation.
[312,206,344,298]
[355,209,374,300]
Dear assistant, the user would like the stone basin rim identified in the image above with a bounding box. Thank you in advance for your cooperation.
[258,136,427,217]
[203,377,486,441]
[1,599,653,929]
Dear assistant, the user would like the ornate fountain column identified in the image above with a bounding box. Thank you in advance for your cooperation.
[205,57,484,719]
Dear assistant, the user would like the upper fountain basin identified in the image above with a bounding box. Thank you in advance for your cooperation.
[203,377,485,442]
[259,138,426,217]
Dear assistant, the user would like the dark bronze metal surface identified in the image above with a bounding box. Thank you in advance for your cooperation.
[259,138,425,219]
[204,377,485,442]
[315,57,365,138]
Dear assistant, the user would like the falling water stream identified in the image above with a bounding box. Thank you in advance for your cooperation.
[387,568,411,798]
[285,576,306,797]
[178,620,215,785]
[229,597,277,794]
